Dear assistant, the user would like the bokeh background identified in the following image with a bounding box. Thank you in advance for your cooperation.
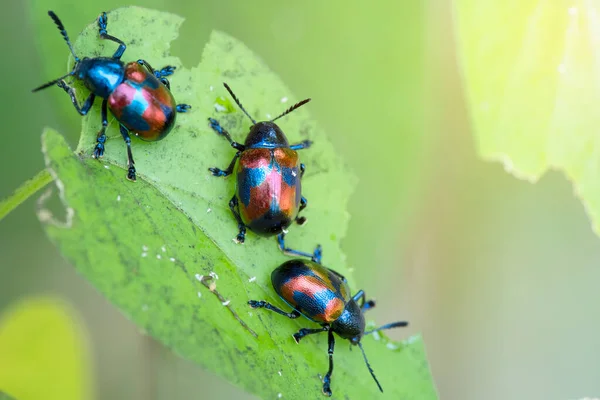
[1,0,599,399]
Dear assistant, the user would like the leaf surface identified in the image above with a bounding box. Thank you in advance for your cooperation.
[38,7,437,399]
[454,1,600,234]
[0,297,91,400]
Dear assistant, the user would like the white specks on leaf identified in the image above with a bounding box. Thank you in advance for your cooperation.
[156,254,162,260]
[372,331,381,341]
[557,63,566,74]
[197,291,202,298]
[104,165,110,169]
[207,208,212,213]
[209,85,214,91]
[142,304,149,312]
[169,257,176,262]
[386,342,400,350]
[161,245,167,252]
[215,103,227,112]
[266,113,272,119]
[209,271,219,280]
[406,335,419,344]
[248,276,257,283]
[142,245,149,251]
[278,370,282,376]
[38,138,75,229]
[280,96,288,103]
[117,195,121,201]
[141,252,147,258]
[37,208,53,222]
[195,274,204,282]
[222,300,231,306]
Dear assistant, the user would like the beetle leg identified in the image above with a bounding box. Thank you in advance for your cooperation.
[352,290,365,306]
[156,65,176,77]
[295,196,307,225]
[137,60,179,91]
[93,99,109,159]
[228,196,246,243]
[137,60,191,111]
[160,77,171,89]
[176,104,191,113]
[292,325,328,343]
[118,124,136,181]
[364,321,409,336]
[208,118,245,151]
[138,60,177,79]
[138,60,170,89]
[248,300,301,319]
[156,65,177,78]
[362,300,376,311]
[136,59,156,75]
[277,233,322,263]
[56,80,95,115]
[312,244,322,264]
[289,140,312,151]
[209,152,240,177]
[322,329,336,397]
[97,12,126,59]
[296,164,307,225]
[352,290,376,312]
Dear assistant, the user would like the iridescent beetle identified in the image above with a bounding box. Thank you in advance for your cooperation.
[32,11,191,181]
[248,246,409,396]
[208,83,312,255]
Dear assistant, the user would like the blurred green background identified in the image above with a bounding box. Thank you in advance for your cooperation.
[1,0,599,399]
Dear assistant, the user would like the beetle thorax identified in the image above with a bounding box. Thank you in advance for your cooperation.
[76,57,125,98]
[331,299,365,341]
[244,121,290,148]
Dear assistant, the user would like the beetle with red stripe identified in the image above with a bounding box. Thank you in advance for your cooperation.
[33,10,191,181]
[248,246,409,397]
[208,83,313,257]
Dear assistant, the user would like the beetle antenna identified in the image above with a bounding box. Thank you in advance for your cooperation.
[48,11,79,62]
[271,98,311,122]
[223,82,256,124]
[32,72,73,92]
[358,342,383,393]
[364,321,408,336]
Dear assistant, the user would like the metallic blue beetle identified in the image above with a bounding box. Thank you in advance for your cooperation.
[249,246,409,397]
[209,83,314,256]
[33,11,191,181]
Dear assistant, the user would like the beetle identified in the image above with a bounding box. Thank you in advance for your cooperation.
[208,83,313,253]
[32,10,191,181]
[248,246,409,397]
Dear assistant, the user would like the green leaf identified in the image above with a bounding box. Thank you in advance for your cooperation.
[0,296,92,400]
[454,2,600,234]
[0,391,15,400]
[38,7,437,399]
[0,170,52,222]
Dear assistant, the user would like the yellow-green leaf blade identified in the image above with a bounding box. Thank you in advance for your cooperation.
[455,1,600,233]
[0,296,92,400]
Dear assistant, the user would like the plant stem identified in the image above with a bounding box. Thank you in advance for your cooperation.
[0,169,53,222]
